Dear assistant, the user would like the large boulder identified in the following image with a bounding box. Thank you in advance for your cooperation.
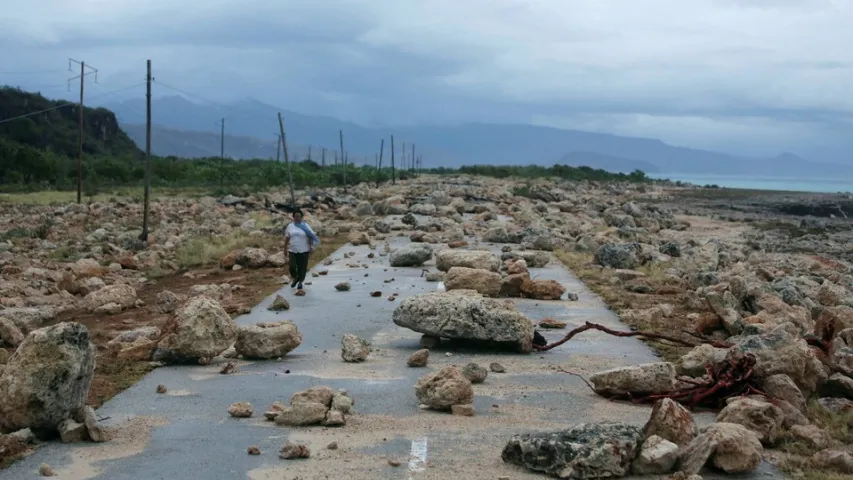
[153,296,237,363]
[678,423,763,475]
[435,250,500,272]
[83,284,137,313]
[520,279,566,300]
[643,398,697,447]
[415,366,474,410]
[717,397,785,445]
[234,321,302,359]
[392,292,534,353]
[0,308,56,334]
[589,362,677,396]
[594,243,641,269]
[728,323,828,397]
[237,247,269,268]
[0,322,95,435]
[444,267,501,297]
[502,423,643,479]
[390,246,433,267]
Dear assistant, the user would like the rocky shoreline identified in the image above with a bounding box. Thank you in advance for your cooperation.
[1,176,853,477]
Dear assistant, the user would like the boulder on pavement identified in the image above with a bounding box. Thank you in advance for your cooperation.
[643,398,697,447]
[0,322,95,435]
[678,422,763,475]
[520,278,566,300]
[589,362,677,396]
[153,296,237,363]
[501,423,643,479]
[390,246,433,267]
[435,250,500,272]
[632,435,679,475]
[235,321,302,359]
[716,397,784,445]
[393,292,534,353]
[444,267,501,297]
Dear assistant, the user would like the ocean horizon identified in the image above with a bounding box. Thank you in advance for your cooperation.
[650,173,853,194]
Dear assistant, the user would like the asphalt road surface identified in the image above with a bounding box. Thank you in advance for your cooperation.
[3,237,780,479]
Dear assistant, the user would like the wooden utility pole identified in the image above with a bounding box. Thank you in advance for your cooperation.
[68,59,98,203]
[140,59,153,241]
[307,145,312,162]
[390,135,396,184]
[217,118,225,189]
[339,130,347,193]
[277,113,296,207]
[321,147,326,167]
[401,142,406,176]
[276,134,281,162]
[377,138,384,187]
[411,144,416,174]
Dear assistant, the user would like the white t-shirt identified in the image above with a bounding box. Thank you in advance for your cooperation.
[285,223,312,253]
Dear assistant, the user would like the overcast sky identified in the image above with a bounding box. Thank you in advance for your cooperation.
[2,0,853,161]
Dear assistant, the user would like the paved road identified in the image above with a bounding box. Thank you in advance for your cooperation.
[3,237,779,479]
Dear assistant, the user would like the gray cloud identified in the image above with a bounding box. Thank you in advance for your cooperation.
[2,0,853,161]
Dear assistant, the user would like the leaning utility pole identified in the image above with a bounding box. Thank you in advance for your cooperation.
[390,135,396,184]
[339,130,347,193]
[68,59,98,203]
[276,134,281,162]
[277,113,296,207]
[140,59,153,241]
[376,138,385,187]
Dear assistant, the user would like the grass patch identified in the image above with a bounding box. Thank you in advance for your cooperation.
[48,245,81,262]
[175,231,283,269]
[87,359,155,408]
[0,187,215,206]
[554,249,692,363]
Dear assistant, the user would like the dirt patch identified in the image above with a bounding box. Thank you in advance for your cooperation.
[48,237,345,408]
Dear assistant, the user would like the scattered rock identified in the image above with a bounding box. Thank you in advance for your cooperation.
[153,296,237,364]
[589,362,677,396]
[156,384,167,394]
[643,398,697,447]
[444,266,502,297]
[451,404,475,416]
[335,282,351,292]
[415,366,474,410]
[341,334,370,362]
[390,246,433,267]
[280,441,311,459]
[632,435,679,475]
[268,295,290,311]
[538,318,567,329]
[435,250,500,272]
[228,402,253,418]
[247,446,261,455]
[490,362,506,373]
[39,463,56,477]
[716,397,784,445]
[407,349,429,367]
[461,363,488,384]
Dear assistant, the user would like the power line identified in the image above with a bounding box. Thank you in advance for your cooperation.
[0,69,66,75]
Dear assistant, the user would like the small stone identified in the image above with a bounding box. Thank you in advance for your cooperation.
[327,441,339,450]
[371,291,382,297]
[220,362,236,374]
[451,404,475,416]
[39,463,55,476]
[407,349,429,367]
[294,289,306,296]
[388,459,402,467]
[280,441,311,459]
[538,318,567,329]
[247,446,261,455]
[156,384,167,394]
[489,362,506,373]
[461,363,488,384]
[341,334,370,362]
[228,401,253,418]
[335,282,351,291]
[268,295,290,311]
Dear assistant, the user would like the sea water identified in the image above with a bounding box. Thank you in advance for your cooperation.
[649,173,853,194]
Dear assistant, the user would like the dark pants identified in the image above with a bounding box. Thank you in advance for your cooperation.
[289,251,309,284]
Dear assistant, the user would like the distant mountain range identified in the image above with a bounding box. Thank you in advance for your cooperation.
[104,95,853,176]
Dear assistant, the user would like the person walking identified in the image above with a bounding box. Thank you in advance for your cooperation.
[283,209,320,290]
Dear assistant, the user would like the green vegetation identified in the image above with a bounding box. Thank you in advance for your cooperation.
[0,86,651,194]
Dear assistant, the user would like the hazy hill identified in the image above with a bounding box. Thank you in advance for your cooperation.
[0,86,140,158]
[103,95,853,176]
